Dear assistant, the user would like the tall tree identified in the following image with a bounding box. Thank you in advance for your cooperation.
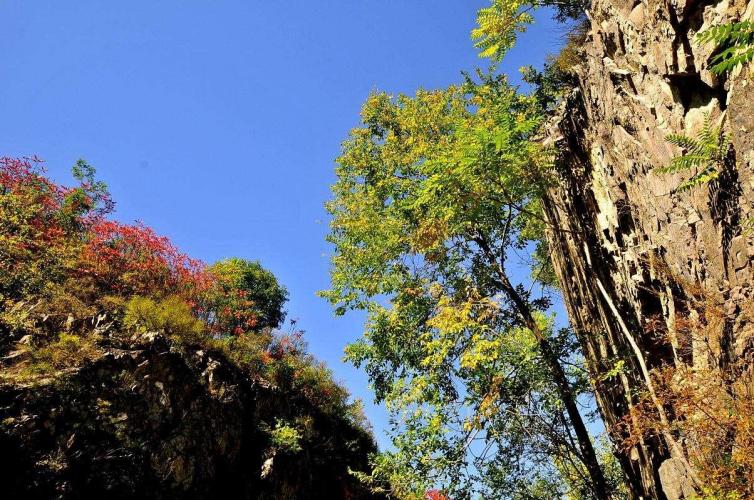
[324,75,613,497]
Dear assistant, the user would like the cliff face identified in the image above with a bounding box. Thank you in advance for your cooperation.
[0,334,380,500]
[544,1,754,498]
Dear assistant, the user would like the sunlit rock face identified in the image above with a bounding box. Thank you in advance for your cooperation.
[0,334,381,500]
[543,1,754,498]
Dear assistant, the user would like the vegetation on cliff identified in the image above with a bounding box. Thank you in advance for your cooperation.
[0,156,376,498]
[5,0,754,498]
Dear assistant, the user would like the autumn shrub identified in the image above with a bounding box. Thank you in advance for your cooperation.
[552,18,589,75]
[206,331,273,377]
[521,18,588,113]
[78,220,209,301]
[0,157,112,346]
[625,365,754,498]
[11,332,102,379]
[0,157,72,300]
[124,295,205,342]
[199,258,288,335]
[0,156,367,437]
[424,489,449,500]
[620,294,754,498]
[293,359,349,411]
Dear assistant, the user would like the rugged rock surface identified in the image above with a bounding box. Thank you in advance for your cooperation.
[0,334,380,500]
[544,0,754,498]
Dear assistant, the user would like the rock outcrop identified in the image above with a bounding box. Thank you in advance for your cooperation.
[544,1,754,498]
[0,334,380,500]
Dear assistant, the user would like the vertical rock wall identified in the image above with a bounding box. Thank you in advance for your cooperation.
[544,1,754,497]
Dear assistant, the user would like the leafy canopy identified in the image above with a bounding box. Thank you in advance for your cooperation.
[202,258,289,335]
[323,74,613,497]
[325,74,550,314]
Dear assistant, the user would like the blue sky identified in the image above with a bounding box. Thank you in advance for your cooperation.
[1,1,564,447]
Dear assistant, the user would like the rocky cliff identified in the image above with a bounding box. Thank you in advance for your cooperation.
[0,333,380,500]
[544,0,754,498]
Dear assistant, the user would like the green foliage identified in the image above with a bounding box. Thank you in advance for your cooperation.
[599,358,626,382]
[124,295,205,342]
[521,19,588,112]
[473,1,535,61]
[658,113,731,192]
[63,159,112,224]
[697,21,754,75]
[0,158,370,443]
[472,0,588,61]
[203,258,288,334]
[207,332,272,376]
[14,333,102,379]
[325,73,613,496]
[269,419,303,454]
[692,488,742,500]
[1,161,80,304]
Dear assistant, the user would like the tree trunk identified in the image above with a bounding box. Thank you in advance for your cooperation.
[475,235,611,499]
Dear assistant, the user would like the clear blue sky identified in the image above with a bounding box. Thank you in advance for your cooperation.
[1,1,563,447]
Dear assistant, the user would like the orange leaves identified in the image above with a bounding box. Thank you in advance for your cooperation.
[620,362,754,497]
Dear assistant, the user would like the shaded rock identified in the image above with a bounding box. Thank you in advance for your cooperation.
[0,334,381,500]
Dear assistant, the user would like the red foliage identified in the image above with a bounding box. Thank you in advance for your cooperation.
[1,156,281,340]
[203,287,258,336]
[0,158,74,266]
[1,157,207,303]
[425,489,449,500]
[0,156,45,190]
[1,156,114,239]
[79,220,210,297]
[269,330,305,360]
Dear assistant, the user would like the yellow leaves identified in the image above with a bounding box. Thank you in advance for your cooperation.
[419,335,455,369]
[472,1,535,61]
[124,295,205,342]
[478,389,499,417]
[423,292,504,372]
[459,334,503,371]
[426,294,474,336]
[387,376,431,410]
[598,359,626,382]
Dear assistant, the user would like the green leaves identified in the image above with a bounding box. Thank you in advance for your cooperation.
[268,419,303,454]
[203,258,288,334]
[472,1,588,62]
[658,113,730,193]
[472,1,535,62]
[324,72,600,496]
[697,21,754,75]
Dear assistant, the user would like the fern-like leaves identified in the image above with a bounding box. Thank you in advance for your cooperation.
[697,20,754,75]
[472,1,534,62]
[658,114,730,192]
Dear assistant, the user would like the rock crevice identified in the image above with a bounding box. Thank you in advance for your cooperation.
[544,1,754,497]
